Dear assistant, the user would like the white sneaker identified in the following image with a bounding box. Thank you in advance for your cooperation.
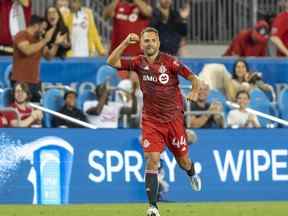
[189,174,202,191]
[146,206,160,216]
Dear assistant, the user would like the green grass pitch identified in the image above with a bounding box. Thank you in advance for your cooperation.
[1,202,288,216]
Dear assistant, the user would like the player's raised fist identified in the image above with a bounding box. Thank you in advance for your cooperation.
[125,33,140,45]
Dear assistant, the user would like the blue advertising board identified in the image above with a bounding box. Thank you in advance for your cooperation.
[0,128,287,204]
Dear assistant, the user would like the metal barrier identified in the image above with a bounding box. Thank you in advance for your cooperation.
[31,0,54,15]
[89,0,112,44]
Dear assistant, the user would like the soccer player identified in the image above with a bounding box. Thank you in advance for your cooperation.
[107,27,201,216]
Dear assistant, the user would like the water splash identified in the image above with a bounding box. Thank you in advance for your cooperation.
[0,133,73,186]
[0,133,26,185]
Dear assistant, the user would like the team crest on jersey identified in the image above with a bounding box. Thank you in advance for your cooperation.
[159,65,167,74]
[159,73,169,84]
[143,139,151,148]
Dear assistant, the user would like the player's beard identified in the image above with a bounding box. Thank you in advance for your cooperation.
[145,46,158,57]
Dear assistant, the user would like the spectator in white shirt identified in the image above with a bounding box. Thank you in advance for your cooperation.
[227,90,261,128]
[83,81,137,128]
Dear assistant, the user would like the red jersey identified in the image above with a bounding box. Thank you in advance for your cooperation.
[5,102,32,125]
[120,52,193,122]
[0,0,31,46]
[109,1,150,56]
[271,11,288,56]
[224,30,267,57]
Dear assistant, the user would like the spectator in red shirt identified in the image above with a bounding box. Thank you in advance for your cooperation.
[0,0,31,55]
[0,112,8,127]
[271,0,288,56]
[5,82,43,127]
[224,20,269,57]
[103,0,152,56]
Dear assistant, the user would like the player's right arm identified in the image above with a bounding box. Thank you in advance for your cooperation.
[107,33,139,68]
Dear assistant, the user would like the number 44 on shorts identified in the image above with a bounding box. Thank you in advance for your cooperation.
[172,136,187,149]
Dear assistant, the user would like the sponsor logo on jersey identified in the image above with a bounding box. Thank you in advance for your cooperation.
[159,65,167,74]
[143,74,157,82]
[159,73,169,84]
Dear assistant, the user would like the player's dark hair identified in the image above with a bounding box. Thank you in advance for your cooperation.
[141,27,159,38]
[28,15,45,27]
[236,90,250,100]
[232,58,250,80]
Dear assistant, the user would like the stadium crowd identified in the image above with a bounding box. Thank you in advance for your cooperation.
[0,0,287,129]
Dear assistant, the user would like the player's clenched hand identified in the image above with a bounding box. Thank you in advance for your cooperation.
[125,33,140,45]
[187,90,198,102]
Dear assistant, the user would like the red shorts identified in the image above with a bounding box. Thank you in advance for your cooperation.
[141,115,188,157]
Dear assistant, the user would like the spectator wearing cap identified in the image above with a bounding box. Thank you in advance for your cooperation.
[270,0,288,56]
[224,20,270,57]
[52,90,87,128]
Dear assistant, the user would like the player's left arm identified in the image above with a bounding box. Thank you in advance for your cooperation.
[172,60,200,101]
[186,73,200,102]
[134,0,152,17]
